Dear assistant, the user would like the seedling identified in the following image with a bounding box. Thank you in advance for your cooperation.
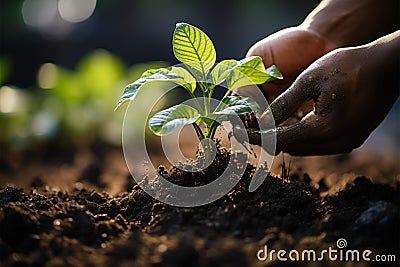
[116,22,282,157]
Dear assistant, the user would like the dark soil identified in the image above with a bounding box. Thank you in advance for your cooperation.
[0,147,399,267]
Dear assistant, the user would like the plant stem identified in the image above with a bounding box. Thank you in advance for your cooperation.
[214,88,233,112]
[189,91,204,114]
[201,138,213,163]
[193,122,213,162]
[192,123,204,140]
[207,120,218,139]
[198,82,210,115]
[206,86,232,140]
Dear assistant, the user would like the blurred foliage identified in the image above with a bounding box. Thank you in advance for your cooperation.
[0,57,12,86]
[0,49,169,150]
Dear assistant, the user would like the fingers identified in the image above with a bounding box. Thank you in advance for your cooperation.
[274,112,317,154]
[245,74,323,153]
[274,112,361,156]
[245,111,352,156]
[276,134,360,156]
[265,73,321,125]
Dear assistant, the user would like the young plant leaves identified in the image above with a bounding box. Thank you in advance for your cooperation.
[149,104,200,135]
[210,59,237,85]
[201,96,260,125]
[115,67,196,110]
[265,65,282,79]
[227,64,282,91]
[215,96,259,115]
[117,22,283,143]
[211,56,265,86]
[173,23,216,78]
[142,67,197,94]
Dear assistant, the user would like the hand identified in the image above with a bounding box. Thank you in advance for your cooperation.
[249,31,400,155]
[242,27,336,102]
[238,0,398,103]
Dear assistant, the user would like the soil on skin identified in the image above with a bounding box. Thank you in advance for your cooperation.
[0,146,399,267]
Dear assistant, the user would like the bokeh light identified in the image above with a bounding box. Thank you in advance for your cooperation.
[58,0,97,23]
[21,0,97,37]
[38,63,59,89]
[22,0,58,28]
[0,86,27,113]
[31,111,58,137]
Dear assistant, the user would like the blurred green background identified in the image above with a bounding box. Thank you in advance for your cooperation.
[0,0,318,150]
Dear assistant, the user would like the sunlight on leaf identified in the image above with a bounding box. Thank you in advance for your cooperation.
[215,95,259,115]
[266,65,283,79]
[227,64,282,91]
[142,67,196,93]
[199,96,260,125]
[173,22,216,77]
[149,104,200,135]
[115,67,196,110]
[210,56,266,86]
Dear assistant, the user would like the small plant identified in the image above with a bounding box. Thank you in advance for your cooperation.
[116,22,282,154]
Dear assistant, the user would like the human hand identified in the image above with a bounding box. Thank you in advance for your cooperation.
[239,27,336,102]
[238,0,398,103]
[246,32,399,155]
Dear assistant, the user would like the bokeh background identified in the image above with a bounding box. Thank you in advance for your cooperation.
[1,0,321,148]
[1,0,399,190]
[2,0,320,87]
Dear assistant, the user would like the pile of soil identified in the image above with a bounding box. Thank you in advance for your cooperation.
[0,147,399,267]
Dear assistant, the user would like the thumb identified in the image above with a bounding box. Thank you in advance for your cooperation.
[274,112,319,154]
[262,73,321,125]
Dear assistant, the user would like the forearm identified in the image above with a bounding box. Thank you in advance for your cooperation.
[301,0,399,48]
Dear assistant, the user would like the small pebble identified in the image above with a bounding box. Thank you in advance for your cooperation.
[157,244,168,253]
[74,182,83,191]
[53,219,61,226]
[331,93,336,100]
[53,219,62,228]
[31,234,40,240]
[307,75,314,82]
[354,201,398,228]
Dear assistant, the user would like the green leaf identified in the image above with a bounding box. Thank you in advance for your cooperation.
[266,65,283,79]
[149,104,200,135]
[173,22,216,77]
[142,67,196,93]
[210,59,237,85]
[197,114,223,127]
[197,116,217,126]
[115,67,196,110]
[227,64,282,91]
[201,96,259,125]
[210,56,265,85]
[215,95,259,115]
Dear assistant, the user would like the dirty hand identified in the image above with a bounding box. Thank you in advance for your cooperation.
[248,31,400,155]
[238,0,399,103]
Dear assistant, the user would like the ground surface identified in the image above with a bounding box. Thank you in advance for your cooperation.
[0,145,399,267]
